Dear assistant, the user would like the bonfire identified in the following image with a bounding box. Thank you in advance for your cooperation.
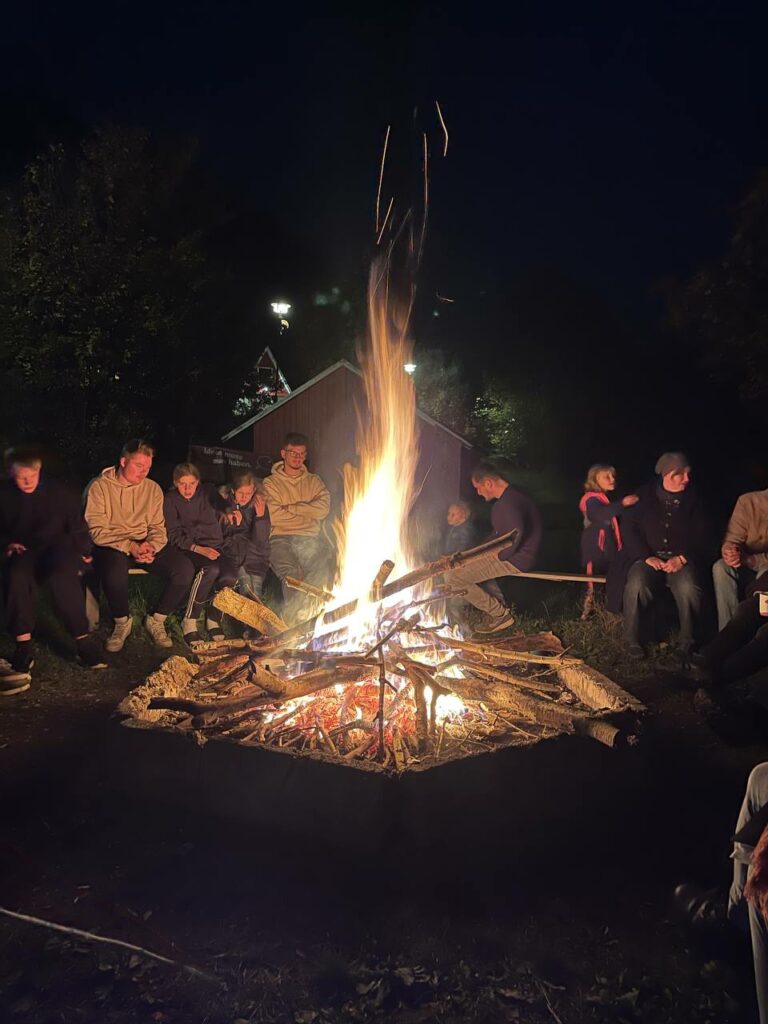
[121,257,642,771]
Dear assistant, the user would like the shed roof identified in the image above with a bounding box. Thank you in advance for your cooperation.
[221,359,473,448]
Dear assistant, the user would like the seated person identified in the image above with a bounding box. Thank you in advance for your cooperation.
[208,472,270,639]
[263,434,330,620]
[676,763,768,1023]
[444,499,504,605]
[691,581,768,690]
[609,452,711,658]
[442,462,543,635]
[0,447,105,690]
[163,463,223,645]
[713,488,768,630]
[84,439,195,651]
[579,463,638,618]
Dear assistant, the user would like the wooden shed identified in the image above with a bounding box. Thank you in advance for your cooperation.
[221,360,476,551]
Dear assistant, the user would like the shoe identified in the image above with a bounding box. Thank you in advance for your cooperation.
[207,614,225,638]
[627,642,645,659]
[106,617,133,653]
[0,644,34,692]
[475,611,516,635]
[145,614,173,648]
[76,635,108,669]
[0,674,31,696]
[673,883,727,929]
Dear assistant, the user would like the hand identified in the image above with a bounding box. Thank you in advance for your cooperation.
[6,543,26,556]
[226,510,243,527]
[722,542,742,568]
[130,541,155,563]
[81,555,93,565]
[662,555,686,574]
[743,553,758,571]
[253,496,266,517]
[194,545,220,561]
[621,494,639,507]
[645,557,666,571]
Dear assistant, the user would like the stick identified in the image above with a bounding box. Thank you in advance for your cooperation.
[516,570,606,584]
[455,660,561,694]
[284,577,335,603]
[370,559,395,602]
[0,905,219,984]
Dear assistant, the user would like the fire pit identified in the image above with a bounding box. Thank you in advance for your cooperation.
[114,253,645,851]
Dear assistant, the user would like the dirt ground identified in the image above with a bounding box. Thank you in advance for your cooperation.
[1,609,767,1023]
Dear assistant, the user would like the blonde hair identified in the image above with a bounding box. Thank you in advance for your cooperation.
[584,463,615,492]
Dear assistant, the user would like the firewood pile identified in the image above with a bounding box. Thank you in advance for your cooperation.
[120,564,641,773]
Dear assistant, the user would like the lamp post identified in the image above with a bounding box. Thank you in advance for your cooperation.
[270,301,291,334]
[404,362,417,375]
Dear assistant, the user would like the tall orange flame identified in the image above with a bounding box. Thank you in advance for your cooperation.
[330,258,419,623]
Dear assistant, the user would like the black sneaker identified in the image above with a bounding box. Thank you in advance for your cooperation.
[76,635,108,669]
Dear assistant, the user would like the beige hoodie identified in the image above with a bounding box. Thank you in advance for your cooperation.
[84,467,167,554]
[263,461,330,537]
[724,489,768,570]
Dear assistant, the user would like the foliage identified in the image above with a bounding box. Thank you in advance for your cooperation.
[471,377,550,466]
[670,170,768,409]
[411,348,472,436]
[0,125,278,476]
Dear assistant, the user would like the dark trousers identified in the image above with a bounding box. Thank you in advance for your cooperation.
[622,559,703,647]
[179,551,220,618]
[1,545,89,638]
[92,544,201,619]
[701,596,768,683]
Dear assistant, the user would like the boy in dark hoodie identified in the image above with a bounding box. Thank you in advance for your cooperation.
[163,463,223,644]
[0,447,105,691]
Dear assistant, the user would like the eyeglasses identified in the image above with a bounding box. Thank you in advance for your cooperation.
[284,448,307,457]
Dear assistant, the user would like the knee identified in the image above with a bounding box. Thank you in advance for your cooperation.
[624,563,652,600]
[205,562,221,582]
[713,559,736,587]
[746,764,768,808]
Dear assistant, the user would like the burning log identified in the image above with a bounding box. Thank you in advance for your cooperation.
[370,559,395,601]
[453,659,562,695]
[273,530,518,645]
[211,588,288,636]
[416,627,583,667]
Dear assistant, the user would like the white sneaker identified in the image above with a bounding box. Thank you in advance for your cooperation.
[106,617,133,653]
[144,614,173,648]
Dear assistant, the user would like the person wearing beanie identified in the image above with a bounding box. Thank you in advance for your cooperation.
[606,452,713,658]
[712,488,768,630]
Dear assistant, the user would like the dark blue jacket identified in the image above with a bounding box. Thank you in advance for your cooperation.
[490,485,543,571]
[218,493,271,576]
[163,487,223,551]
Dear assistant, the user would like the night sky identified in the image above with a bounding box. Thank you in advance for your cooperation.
[4,1,767,325]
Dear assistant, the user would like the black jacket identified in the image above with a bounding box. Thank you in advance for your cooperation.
[606,480,713,612]
[0,478,91,558]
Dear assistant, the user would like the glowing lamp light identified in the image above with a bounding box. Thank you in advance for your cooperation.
[271,301,291,317]
[403,362,417,375]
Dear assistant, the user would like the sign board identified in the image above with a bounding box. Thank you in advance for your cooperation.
[188,445,274,483]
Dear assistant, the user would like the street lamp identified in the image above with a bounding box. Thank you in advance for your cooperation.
[404,363,417,375]
[270,301,291,333]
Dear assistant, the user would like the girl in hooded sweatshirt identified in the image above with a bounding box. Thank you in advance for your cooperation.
[163,463,223,644]
[207,471,271,639]
[579,464,638,618]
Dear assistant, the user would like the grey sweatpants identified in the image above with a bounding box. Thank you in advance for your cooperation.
[442,551,520,617]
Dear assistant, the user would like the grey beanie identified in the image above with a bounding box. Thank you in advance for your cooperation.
[655,451,690,476]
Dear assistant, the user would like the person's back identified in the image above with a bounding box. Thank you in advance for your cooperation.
[490,485,542,572]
